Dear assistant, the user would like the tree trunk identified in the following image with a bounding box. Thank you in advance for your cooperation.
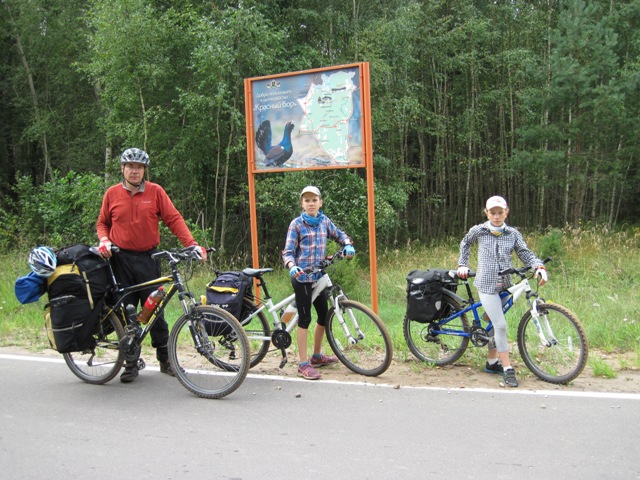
[6,4,53,182]
[220,115,236,251]
[213,109,222,246]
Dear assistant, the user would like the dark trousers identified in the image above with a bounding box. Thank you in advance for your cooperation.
[112,249,170,362]
[291,277,329,329]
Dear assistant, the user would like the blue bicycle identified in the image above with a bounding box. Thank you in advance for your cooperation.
[403,259,588,384]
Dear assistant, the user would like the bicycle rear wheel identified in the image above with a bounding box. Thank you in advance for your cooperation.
[169,305,250,399]
[403,294,470,365]
[239,298,271,368]
[325,300,392,376]
[63,312,125,384]
[517,302,588,384]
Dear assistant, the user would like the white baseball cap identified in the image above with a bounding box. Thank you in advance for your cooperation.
[486,195,508,210]
[300,186,321,198]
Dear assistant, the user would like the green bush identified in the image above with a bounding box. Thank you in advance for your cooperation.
[538,228,566,260]
[1,171,105,251]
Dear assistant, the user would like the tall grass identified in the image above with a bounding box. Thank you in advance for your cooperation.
[2,226,639,373]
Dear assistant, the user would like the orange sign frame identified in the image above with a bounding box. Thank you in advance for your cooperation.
[244,62,378,312]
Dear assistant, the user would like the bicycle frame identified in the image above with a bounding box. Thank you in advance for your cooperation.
[246,273,333,341]
[102,253,199,345]
[431,274,557,349]
[243,269,366,366]
[431,277,531,338]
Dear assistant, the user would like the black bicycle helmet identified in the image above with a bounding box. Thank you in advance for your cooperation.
[120,148,150,166]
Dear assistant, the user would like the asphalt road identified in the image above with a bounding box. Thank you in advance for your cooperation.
[1,354,638,480]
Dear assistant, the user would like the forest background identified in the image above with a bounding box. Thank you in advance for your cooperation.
[1,0,639,262]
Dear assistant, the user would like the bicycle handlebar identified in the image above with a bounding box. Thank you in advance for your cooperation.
[303,248,349,275]
[498,257,552,277]
[89,245,120,256]
[89,244,215,263]
[151,245,203,263]
[452,257,552,282]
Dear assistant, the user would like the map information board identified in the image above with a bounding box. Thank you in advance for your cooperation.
[246,64,365,172]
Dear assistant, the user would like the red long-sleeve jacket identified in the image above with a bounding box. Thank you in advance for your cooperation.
[96,181,196,252]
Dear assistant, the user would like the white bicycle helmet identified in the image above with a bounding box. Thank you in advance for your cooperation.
[120,148,150,166]
[28,246,57,277]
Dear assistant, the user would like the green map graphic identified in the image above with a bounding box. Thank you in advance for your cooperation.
[297,71,357,164]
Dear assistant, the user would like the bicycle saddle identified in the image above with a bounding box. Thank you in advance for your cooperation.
[242,267,273,277]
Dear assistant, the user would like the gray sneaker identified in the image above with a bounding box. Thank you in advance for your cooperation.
[503,368,519,387]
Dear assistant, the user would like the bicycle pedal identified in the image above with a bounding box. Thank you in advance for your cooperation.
[278,351,288,369]
[136,358,146,370]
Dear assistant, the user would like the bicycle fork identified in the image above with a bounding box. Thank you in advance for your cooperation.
[332,293,364,345]
[528,300,555,348]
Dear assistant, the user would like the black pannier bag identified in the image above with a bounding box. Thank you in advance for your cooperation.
[45,245,111,353]
[405,268,457,323]
[204,271,253,336]
[55,244,111,304]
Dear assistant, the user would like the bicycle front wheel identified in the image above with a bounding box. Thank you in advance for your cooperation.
[169,305,250,399]
[326,300,392,376]
[517,302,588,384]
[403,294,470,365]
[63,311,125,384]
[239,298,271,368]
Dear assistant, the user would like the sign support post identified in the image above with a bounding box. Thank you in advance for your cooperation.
[244,62,378,313]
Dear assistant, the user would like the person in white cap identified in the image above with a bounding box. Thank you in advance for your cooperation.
[456,195,548,387]
[282,186,355,380]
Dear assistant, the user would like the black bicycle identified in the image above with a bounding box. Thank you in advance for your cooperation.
[63,246,250,399]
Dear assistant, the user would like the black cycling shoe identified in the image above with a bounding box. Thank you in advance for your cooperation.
[159,361,175,377]
[483,360,504,374]
[120,364,139,383]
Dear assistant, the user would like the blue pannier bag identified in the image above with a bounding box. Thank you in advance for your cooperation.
[14,271,46,304]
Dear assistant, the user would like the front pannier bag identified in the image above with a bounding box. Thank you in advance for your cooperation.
[405,269,456,323]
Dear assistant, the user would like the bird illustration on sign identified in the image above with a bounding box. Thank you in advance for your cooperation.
[255,120,295,167]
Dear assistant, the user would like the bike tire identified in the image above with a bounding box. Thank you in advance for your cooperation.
[517,302,588,384]
[403,293,470,365]
[325,299,392,377]
[63,311,125,384]
[168,305,250,399]
[239,298,271,368]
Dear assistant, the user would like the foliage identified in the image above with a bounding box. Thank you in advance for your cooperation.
[1,171,104,249]
[537,228,566,260]
[1,0,639,259]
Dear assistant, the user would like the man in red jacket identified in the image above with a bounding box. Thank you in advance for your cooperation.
[96,147,207,383]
